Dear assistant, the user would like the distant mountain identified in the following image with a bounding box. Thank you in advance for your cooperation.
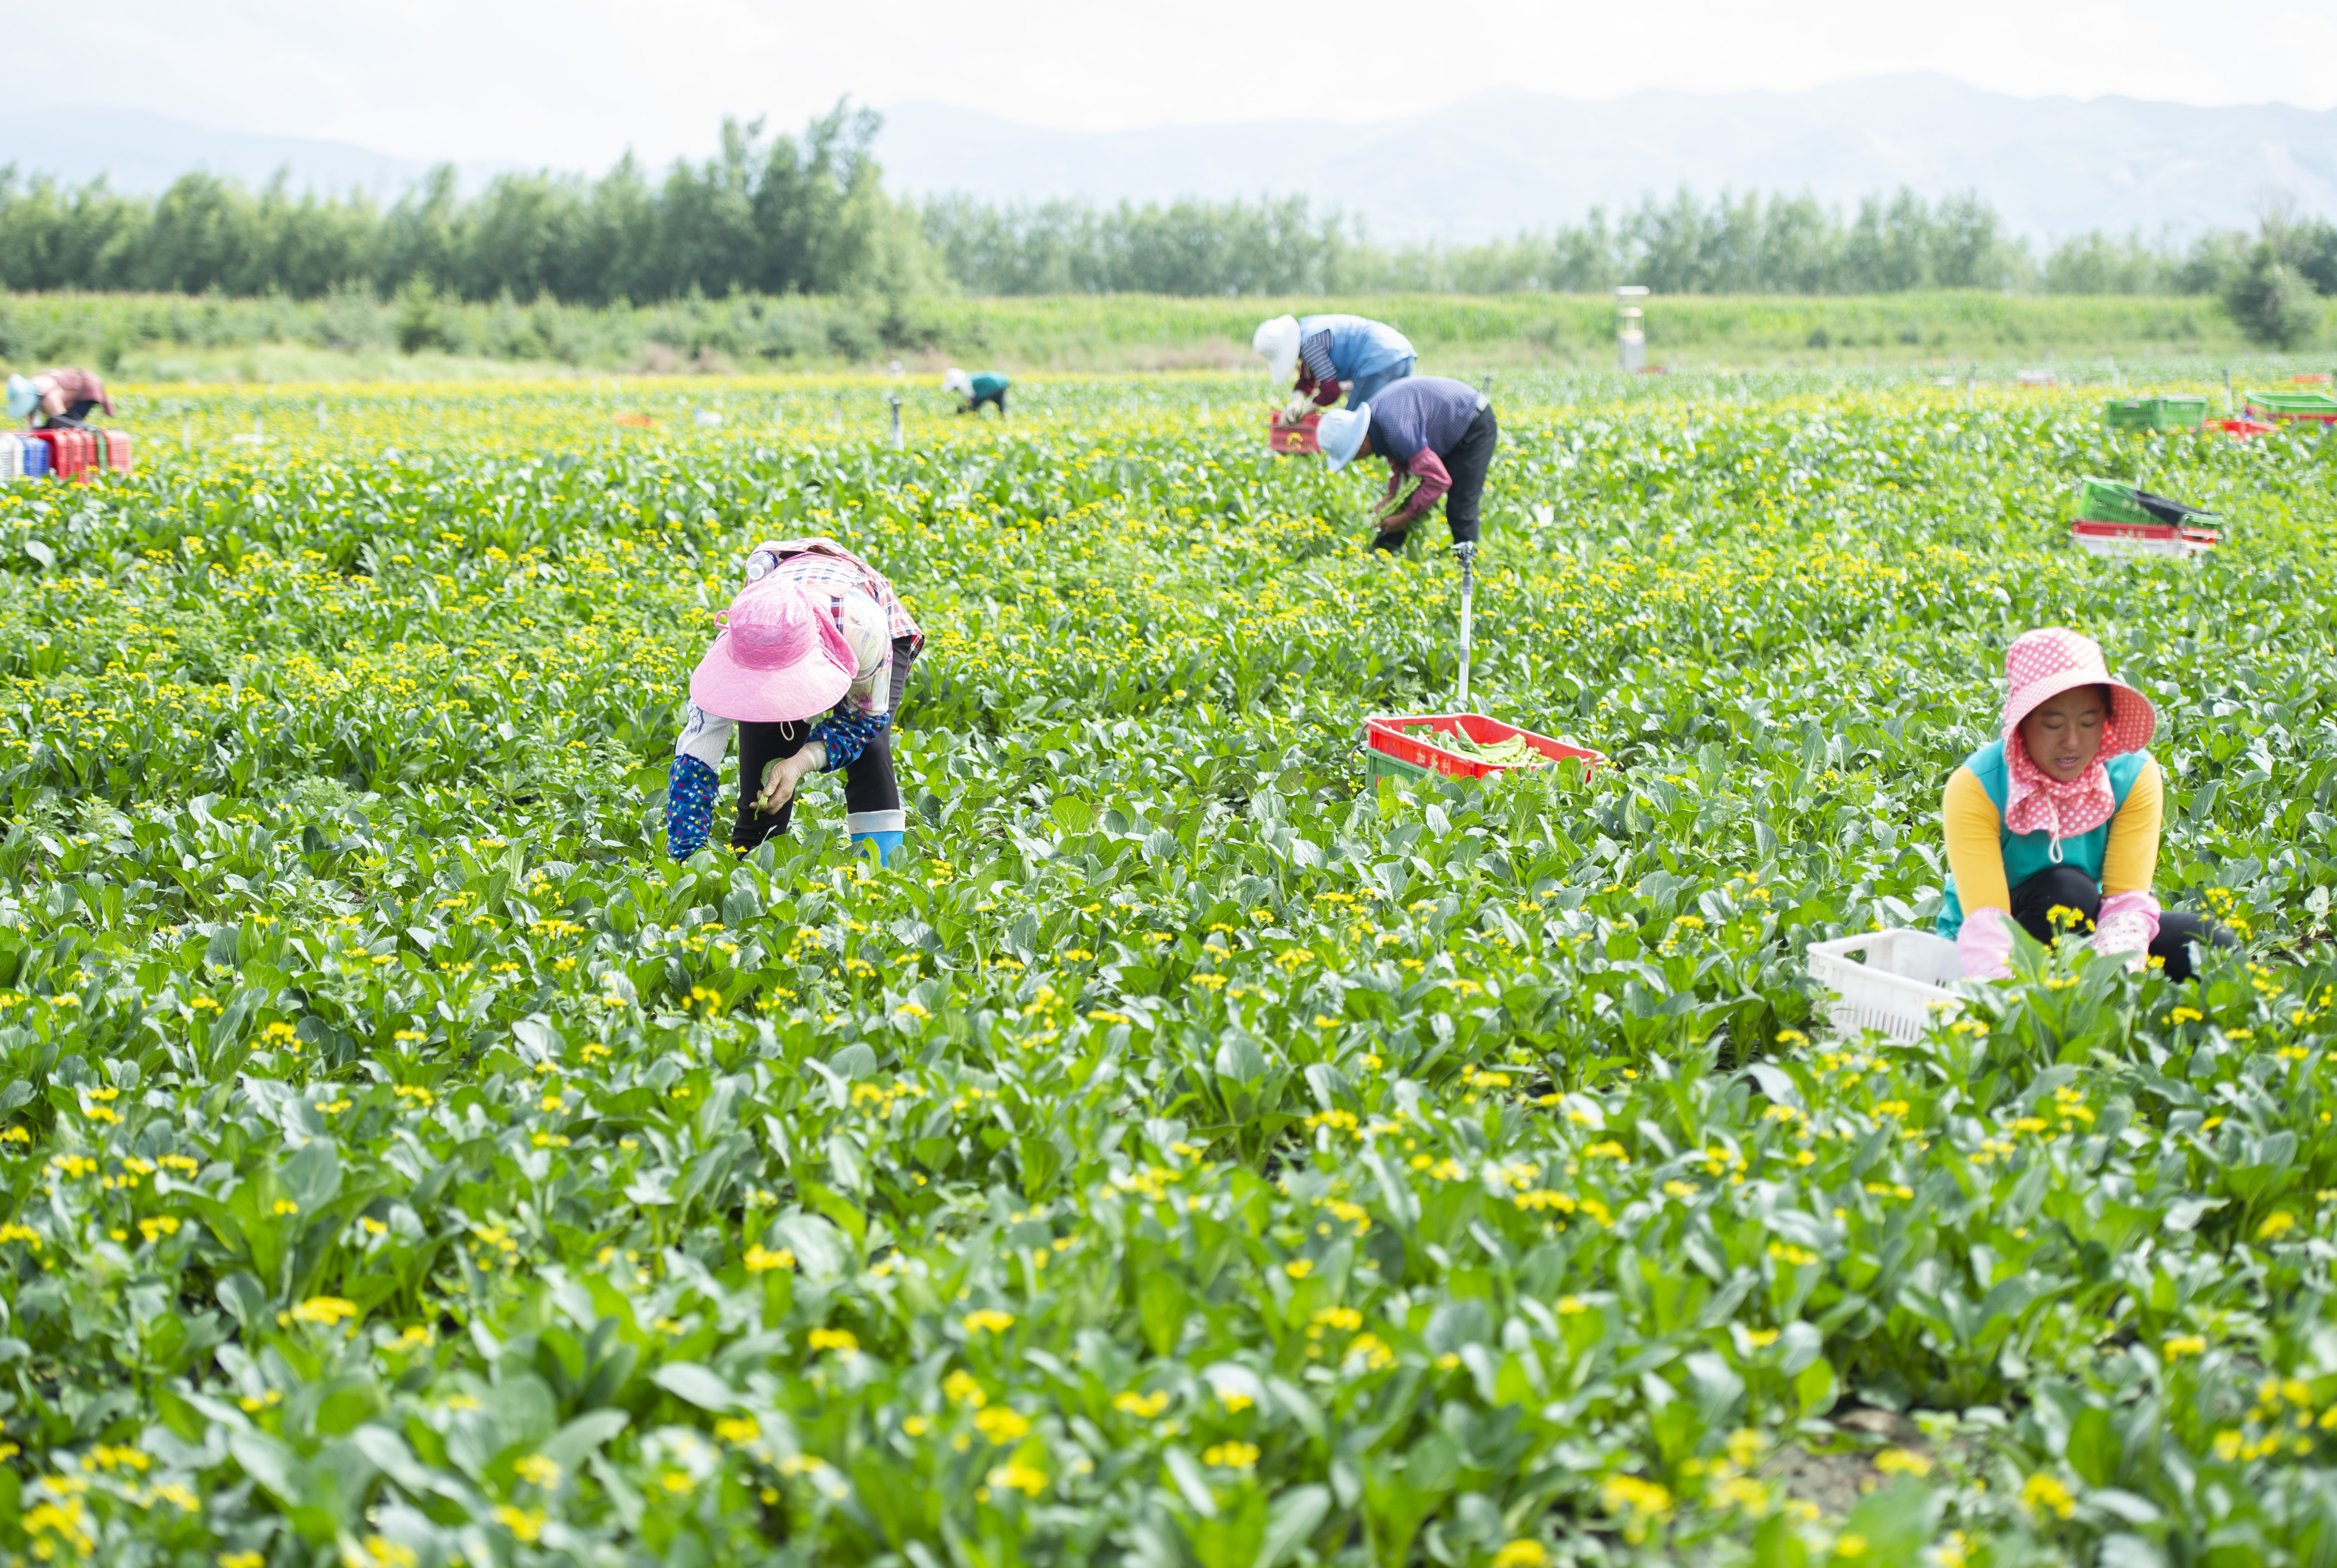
[876,75,2337,244]
[10,80,2331,249]
[0,109,509,197]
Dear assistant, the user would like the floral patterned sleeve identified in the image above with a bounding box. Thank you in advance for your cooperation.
[808,700,890,773]
[665,755,721,858]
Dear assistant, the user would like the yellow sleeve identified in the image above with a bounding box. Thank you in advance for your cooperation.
[2101,757,2163,897]
[1943,766,2010,915]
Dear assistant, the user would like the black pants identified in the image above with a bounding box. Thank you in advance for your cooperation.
[2009,864,2234,983]
[39,401,97,430]
[1376,403,1497,551]
[960,389,1007,417]
[730,638,916,851]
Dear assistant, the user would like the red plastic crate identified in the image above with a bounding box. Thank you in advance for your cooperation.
[1366,713,1603,780]
[29,428,97,481]
[2206,417,2275,439]
[94,429,131,474]
[1267,412,1320,455]
[2069,519,2218,558]
[2245,399,2337,426]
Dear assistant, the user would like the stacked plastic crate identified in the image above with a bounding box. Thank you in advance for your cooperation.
[2069,476,2219,559]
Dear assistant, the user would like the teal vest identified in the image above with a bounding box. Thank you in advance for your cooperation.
[1935,740,2150,937]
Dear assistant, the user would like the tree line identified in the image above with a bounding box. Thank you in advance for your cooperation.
[2,103,2333,341]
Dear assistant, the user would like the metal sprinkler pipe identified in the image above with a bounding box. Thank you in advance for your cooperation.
[1453,541,1477,710]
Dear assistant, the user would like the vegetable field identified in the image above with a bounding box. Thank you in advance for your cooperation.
[2,371,2336,1567]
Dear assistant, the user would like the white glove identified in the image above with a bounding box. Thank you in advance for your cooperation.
[1280,394,1313,425]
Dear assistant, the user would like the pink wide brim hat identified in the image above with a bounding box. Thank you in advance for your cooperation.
[689,578,854,724]
[1999,627,2156,754]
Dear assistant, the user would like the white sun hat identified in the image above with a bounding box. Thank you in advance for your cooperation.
[1316,403,1371,472]
[942,368,973,396]
[1251,315,1300,382]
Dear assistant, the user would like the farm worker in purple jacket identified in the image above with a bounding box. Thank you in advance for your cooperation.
[1253,313,1416,420]
[1314,376,1498,553]
[666,538,923,866]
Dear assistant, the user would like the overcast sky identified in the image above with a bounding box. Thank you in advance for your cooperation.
[30,0,2337,168]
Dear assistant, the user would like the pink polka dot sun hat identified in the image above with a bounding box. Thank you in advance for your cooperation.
[1998,627,2155,754]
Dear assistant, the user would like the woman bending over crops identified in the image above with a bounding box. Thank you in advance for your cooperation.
[7,367,113,429]
[1937,628,2232,980]
[1314,376,1497,553]
[666,539,923,866]
[943,368,1010,417]
[1253,313,1417,420]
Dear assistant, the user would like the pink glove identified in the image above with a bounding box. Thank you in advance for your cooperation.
[1957,907,2015,980]
[2090,891,2161,972]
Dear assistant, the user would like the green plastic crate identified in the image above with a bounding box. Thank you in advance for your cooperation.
[2244,389,2337,420]
[2105,396,2207,432]
[1366,749,1433,790]
[2078,477,2154,528]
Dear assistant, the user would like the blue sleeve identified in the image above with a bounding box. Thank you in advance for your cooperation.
[666,755,721,858]
[809,702,890,772]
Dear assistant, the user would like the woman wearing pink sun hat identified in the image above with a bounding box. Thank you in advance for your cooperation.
[1936,627,2233,980]
[665,538,922,865]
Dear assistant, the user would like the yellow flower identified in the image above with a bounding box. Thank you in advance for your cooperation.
[1873,1447,1930,1477]
[1490,1542,1550,1568]
[808,1327,859,1353]
[744,1245,795,1272]
[2163,1334,2208,1360]
[492,1505,546,1542]
[290,1296,359,1327]
[2020,1472,2076,1520]
[985,1461,1047,1496]
[961,1309,1015,1334]
[2259,1211,2298,1242]
[513,1454,561,1489]
[1601,1474,1671,1517]
[973,1406,1031,1444]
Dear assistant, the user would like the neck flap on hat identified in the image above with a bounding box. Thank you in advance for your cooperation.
[2002,718,2122,854]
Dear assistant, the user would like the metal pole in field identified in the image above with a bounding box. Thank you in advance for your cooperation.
[1453,541,1476,711]
[889,394,903,451]
[2224,369,2233,416]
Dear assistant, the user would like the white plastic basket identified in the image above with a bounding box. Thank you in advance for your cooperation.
[1807,929,1967,1042]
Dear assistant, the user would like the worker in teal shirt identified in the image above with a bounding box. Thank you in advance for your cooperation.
[944,368,1010,417]
[1253,313,1416,419]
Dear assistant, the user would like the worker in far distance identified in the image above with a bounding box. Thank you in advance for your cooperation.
[7,367,114,429]
[666,537,923,868]
[1253,312,1416,421]
[943,367,1010,418]
[1937,627,2234,981]
[1314,375,1497,554]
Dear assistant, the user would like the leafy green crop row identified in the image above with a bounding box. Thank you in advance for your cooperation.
[0,374,2333,1567]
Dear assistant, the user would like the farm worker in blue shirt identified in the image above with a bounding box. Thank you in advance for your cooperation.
[943,368,1010,417]
[1253,313,1416,421]
[1314,376,1496,553]
[667,539,923,867]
